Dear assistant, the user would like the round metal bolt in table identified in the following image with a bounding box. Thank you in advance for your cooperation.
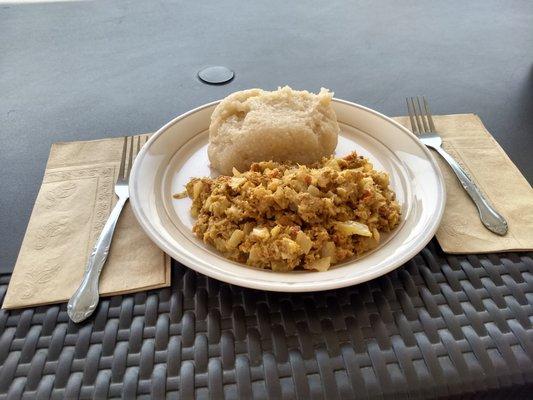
[197,66,235,85]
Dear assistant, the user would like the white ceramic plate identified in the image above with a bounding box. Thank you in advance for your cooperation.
[130,99,445,292]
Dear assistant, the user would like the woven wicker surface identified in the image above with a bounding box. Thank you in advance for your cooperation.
[0,240,532,399]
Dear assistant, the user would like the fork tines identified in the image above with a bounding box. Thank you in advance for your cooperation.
[118,135,149,181]
[406,96,436,134]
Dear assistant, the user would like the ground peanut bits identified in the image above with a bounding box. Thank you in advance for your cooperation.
[179,152,401,272]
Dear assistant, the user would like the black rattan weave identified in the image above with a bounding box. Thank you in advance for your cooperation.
[0,240,532,399]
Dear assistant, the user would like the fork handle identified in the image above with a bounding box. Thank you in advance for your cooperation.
[67,196,128,323]
[433,146,508,236]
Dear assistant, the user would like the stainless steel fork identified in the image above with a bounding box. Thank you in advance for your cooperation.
[67,136,145,323]
[406,97,508,236]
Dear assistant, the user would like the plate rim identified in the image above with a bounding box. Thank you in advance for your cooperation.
[130,97,446,292]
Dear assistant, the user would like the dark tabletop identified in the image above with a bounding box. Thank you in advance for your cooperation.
[1,0,533,273]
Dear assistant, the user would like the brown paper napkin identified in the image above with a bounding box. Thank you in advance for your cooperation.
[394,113,533,254]
[3,136,171,309]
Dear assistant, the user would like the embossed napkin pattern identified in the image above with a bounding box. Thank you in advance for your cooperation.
[394,114,533,254]
[3,136,170,309]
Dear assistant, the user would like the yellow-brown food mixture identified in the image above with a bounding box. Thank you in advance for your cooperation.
[181,152,400,272]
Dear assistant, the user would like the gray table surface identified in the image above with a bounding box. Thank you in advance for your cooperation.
[1,0,532,274]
